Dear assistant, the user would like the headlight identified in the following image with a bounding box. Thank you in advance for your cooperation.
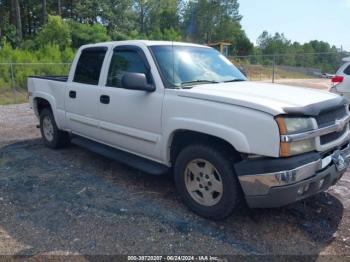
[275,117,315,157]
[276,117,314,134]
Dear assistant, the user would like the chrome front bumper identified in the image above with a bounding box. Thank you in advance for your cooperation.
[236,143,350,199]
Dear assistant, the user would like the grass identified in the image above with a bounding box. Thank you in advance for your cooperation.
[242,64,313,81]
[231,60,315,81]
[0,89,28,105]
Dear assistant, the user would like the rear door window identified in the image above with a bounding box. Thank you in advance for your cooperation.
[73,47,107,85]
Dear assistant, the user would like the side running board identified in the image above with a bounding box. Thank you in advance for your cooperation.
[71,136,170,175]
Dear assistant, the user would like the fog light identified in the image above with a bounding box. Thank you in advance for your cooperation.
[297,184,310,196]
[297,187,304,195]
[318,179,325,189]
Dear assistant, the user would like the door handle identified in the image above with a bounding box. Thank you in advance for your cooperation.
[69,90,76,98]
[100,95,110,104]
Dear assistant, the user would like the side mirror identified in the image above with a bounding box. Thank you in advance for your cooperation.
[121,72,155,92]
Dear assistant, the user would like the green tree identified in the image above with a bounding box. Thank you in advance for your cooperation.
[257,31,291,55]
[0,23,18,47]
[299,43,315,67]
[69,21,110,48]
[100,0,135,37]
[182,0,242,43]
[257,31,293,65]
[35,15,71,50]
[181,0,250,55]
[149,27,182,41]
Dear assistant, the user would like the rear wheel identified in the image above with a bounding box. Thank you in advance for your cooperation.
[174,143,243,220]
[40,108,69,149]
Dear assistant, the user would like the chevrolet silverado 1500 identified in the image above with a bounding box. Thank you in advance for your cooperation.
[28,40,350,219]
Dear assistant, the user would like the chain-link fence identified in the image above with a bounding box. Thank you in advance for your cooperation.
[0,63,71,105]
[230,52,349,88]
[1,52,350,105]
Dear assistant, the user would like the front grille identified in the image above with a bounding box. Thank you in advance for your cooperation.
[315,105,347,145]
[315,106,346,128]
[320,128,347,145]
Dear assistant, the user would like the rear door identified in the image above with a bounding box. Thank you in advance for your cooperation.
[97,45,164,161]
[65,47,108,139]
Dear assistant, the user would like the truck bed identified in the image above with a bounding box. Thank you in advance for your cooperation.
[28,76,68,82]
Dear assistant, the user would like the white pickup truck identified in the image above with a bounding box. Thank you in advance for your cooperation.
[28,40,350,220]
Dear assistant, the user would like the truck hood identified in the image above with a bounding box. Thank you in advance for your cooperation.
[177,81,341,116]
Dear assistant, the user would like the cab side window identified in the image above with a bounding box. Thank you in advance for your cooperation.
[107,49,151,88]
[73,48,107,85]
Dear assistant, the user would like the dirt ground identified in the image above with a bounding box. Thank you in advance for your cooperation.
[272,79,332,90]
[1,89,350,258]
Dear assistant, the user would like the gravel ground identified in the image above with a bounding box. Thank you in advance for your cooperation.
[1,103,350,258]
[263,79,331,90]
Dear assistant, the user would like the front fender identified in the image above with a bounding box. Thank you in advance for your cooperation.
[162,117,250,164]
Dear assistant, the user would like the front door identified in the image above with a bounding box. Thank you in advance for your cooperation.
[98,45,163,161]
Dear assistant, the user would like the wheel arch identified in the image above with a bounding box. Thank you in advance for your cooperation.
[163,118,250,165]
[166,129,245,167]
[33,93,61,129]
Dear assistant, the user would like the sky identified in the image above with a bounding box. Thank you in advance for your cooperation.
[239,0,350,51]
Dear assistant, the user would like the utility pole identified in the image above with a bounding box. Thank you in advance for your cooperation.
[272,54,276,83]
[341,45,343,57]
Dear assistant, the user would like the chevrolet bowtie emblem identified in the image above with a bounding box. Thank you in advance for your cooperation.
[335,119,346,132]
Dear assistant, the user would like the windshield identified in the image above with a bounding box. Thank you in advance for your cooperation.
[150,45,247,88]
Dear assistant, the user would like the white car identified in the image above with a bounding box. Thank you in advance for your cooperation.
[331,57,350,103]
[27,41,350,219]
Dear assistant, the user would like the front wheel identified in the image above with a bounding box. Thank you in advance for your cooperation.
[40,108,69,149]
[174,144,243,220]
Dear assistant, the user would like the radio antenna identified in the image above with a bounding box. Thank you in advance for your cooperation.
[172,40,175,87]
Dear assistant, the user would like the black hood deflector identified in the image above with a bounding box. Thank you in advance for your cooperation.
[283,96,347,116]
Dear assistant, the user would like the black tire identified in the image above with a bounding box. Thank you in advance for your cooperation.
[174,143,243,220]
[39,108,69,149]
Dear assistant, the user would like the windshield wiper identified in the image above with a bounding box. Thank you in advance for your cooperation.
[181,80,219,88]
[223,79,246,83]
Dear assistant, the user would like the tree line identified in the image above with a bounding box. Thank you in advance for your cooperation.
[251,31,345,72]
[0,0,346,72]
[0,0,252,54]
